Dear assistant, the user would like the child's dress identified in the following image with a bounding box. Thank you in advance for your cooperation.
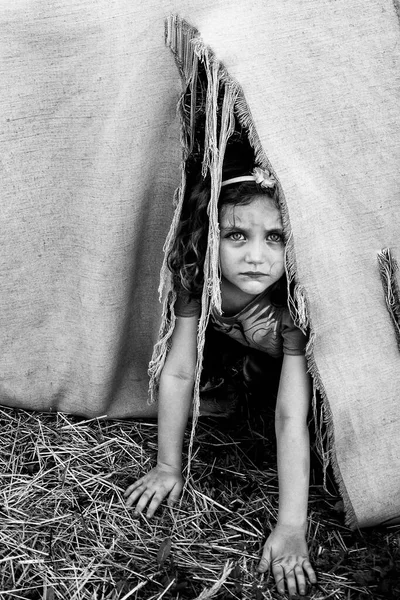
[175,287,307,358]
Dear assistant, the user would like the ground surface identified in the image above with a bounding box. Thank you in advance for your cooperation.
[0,387,399,599]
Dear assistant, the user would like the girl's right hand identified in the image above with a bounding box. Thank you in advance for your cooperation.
[124,464,184,518]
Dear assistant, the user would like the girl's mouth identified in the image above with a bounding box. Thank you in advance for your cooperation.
[241,272,268,278]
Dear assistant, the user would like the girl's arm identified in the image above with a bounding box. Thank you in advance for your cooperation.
[258,353,317,596]
[124,314,198,517]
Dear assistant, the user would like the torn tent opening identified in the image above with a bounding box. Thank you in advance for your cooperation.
[147,14,333,499]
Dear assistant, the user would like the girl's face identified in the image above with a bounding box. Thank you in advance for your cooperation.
[219,195,285,301]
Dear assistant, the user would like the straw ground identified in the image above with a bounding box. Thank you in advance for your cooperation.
[0,395,399,599]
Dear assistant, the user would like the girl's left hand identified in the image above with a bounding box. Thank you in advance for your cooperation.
[257,523,317,596]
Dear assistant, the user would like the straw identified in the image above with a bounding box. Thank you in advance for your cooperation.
[0,402,398,599]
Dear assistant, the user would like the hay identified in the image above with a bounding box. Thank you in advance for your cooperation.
[0,403,399,599]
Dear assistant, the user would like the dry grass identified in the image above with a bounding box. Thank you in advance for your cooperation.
[0,400,399,600]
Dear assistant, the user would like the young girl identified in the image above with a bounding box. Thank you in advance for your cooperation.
[125,158,317,596]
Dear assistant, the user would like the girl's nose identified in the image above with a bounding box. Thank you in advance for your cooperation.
[245,240,267,264]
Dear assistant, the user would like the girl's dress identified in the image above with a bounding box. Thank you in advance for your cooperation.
[175,287,307,358]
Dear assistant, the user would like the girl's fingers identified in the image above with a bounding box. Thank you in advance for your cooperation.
[283,566,297,598]
[166,495,177,507]
[271,564,285,595]
[303,558,316,580]
[146,493,165,518]
[257,545,271,573]
[167,482,183,507]
[124,479,144,497]
[294,564,307,595]
[303,559,317,584]
[270,558,313,597]
[166,495,179,508]
[257,557,270,573]
[125,485,146,507]
[135,489,156,515]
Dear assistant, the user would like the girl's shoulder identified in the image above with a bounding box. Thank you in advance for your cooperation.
[281,307,308,355]
[174,288,201,318]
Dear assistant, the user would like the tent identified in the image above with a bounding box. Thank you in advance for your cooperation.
[1,0,399,528]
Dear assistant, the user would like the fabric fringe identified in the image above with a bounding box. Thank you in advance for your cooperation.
[377,247,400,349]
[148,16,200,403]
[158,14,358,527]
[283,202,356,527]
[150,16,241,472]
[286,267,357,527]
[305,331,358,529]
[287,281,309,333]
[166,17,241,469]
[147,289,177,404]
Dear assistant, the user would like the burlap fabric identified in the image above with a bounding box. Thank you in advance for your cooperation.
[0,0,399,527]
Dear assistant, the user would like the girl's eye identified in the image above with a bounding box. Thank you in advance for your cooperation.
[267,233,283,243]
[228,232,245,241]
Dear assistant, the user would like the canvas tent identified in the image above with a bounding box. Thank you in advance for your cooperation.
[0,0,399,529]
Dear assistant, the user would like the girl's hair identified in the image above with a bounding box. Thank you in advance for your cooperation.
[168,145,287,306]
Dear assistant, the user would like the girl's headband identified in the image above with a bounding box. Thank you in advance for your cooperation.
[221,167,275,189]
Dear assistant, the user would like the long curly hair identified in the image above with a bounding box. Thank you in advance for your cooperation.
[168,143,287,307]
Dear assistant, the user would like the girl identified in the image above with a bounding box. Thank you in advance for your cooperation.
[125,158,317,597]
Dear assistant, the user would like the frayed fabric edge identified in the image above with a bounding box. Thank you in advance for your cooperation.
[232,43,358,528]
[305,329,358,529]
[235,62,358,527]
[158,13,358,528]
[377,248,400,350]
[150,15,240,477]
[284,225,357,527]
